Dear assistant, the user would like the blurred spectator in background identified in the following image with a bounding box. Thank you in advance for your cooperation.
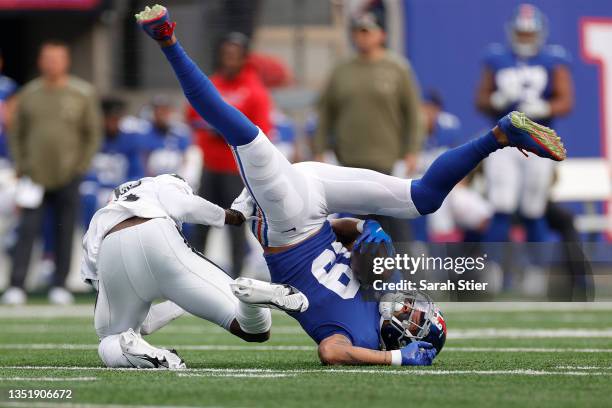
[475,3,573,245]
[413,91,492,243]
[0,49,18,170]
[187,32,272,278]
[3,40,101,305]
[80,97,144,228]
[314,11,424,244]
[140,94,200,188]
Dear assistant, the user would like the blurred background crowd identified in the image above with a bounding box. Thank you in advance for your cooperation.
[0,0,610,304]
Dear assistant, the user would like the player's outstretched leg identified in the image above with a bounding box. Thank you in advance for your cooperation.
[411,111,566,215]
[137,5,316,244]
[135,5,258,147]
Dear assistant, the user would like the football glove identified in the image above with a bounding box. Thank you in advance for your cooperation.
[518,99,552,120]
[353,220,395,256]
[391,341,437,366]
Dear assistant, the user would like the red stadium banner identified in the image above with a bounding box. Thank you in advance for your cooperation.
[0,0,101,10]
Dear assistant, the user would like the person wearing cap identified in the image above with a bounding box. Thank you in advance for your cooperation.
[314,11,424,244]
[186,32,272,278]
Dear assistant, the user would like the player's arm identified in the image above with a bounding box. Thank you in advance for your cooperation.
[475,66,498,117]
[318,334,436,366]
[548,65,574,117]
[329,218,362,247]
[157,182,226,227]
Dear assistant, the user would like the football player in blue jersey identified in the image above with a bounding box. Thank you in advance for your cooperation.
[0,50,18,169]
[81,97,145,227]
[476,3,574,245]
[139,94,193,179]
[136,4,566,366]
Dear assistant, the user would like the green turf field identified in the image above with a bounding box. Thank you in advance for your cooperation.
[1,302,611,408]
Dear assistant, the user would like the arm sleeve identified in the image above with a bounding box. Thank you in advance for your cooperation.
[78,90,103,174]
[313,70,338,155]
[161,42,258,146]
[400,62,425,155]
[157,182,226,227]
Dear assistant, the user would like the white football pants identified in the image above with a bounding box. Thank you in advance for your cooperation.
[95,217,240,340]
[233,132,420,247]
[484,148,554,218]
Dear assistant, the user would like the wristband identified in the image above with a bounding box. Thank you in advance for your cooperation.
[356,220,365,233]
[390,349,402,366]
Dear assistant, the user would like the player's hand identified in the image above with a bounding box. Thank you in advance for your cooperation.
[353,220,394,256]
[518,99,552,120]
[398,341,437,366]
[490,90,515,111]
[404,153,418,176]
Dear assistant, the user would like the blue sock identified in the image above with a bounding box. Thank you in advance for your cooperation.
[523,216,549,242]
[161,42,258,146]
[411,131,500,215]
[483,213,512,242]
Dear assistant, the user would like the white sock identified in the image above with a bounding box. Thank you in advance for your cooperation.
[235,301,271,334]
[98,335,132,368]
[140,301,186,335]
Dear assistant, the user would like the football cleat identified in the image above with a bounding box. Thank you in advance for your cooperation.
[230,277,309,313]
[135,4,176,41]
[119,328,186,369]
[498,111,566,161]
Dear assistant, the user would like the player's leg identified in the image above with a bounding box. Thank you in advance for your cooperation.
[520,157,554,241]
[137,7,322,245]
[295,127,503,219]
[482,149,521,241]
[95,229,184,368]
[138,218,272,338]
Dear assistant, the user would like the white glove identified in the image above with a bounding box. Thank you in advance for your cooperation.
[518,99,552,120]
[490,91,514,112]
[230,188,259,221]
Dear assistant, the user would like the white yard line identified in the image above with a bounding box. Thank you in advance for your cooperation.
[177,368,612,377]
[2,302,612,319]
[0,377,97,382]
[0,402,213,408]
[3,365,612,376]
[5,325,612,339]
[1,344,612,353]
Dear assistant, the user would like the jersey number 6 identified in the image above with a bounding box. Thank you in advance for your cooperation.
[311,242,360,299]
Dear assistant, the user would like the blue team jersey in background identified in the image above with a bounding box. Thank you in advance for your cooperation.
[0,75,18,160]
[484,44,571,127]
[264,221,381,348]
[139,121,191,177]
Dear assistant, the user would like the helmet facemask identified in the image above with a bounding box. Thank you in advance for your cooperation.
[378,291,436,350]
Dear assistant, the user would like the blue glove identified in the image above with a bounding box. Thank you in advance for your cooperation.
[353,220,395,256]
[397,341,437,366]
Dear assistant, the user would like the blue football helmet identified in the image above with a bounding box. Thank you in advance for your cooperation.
[378,290,447,353]
[506,3,548,58]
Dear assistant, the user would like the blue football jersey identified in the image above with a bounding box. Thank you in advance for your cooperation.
[139,121,191,177]
[264,221,381,348]
[484,43,571,126]
[0,74,18,159]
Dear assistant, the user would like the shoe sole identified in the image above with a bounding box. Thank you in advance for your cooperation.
[510,111,567,161]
